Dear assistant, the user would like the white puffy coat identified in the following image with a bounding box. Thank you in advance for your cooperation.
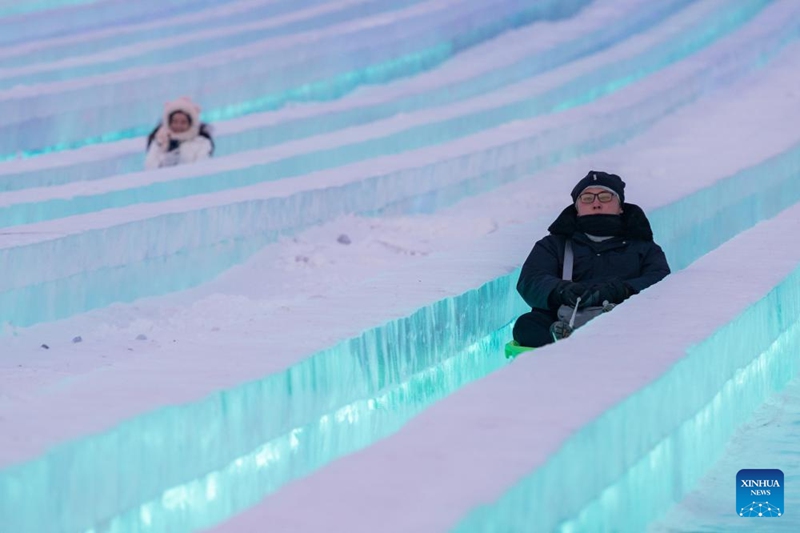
[144,134,212,170]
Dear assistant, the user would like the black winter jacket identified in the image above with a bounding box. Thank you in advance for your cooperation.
[517,203,670,311]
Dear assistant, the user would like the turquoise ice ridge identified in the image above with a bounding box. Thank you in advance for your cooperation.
[0,0,432,89]
[0,0,224,46]
[102,330,516,533]
[0,0,97,19]
[653,372,800,531]
[453,270,800,533]
[0,0,592,158]
[0,0,695,192]
[0,284,523,533]
[0,0,421,69]
[2,131,800,531]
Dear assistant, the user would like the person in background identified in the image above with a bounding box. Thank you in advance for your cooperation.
[145,96,214,170]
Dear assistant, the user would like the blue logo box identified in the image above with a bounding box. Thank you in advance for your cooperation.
[737,469,783,517]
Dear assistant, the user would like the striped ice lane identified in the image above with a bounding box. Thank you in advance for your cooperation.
[0,0,696,191]
[0,0,342,68]
[0,0,784,226]
[0,0,431,89]
[0,0,228,46]
[0,0,363,65]
[0,0,596,157]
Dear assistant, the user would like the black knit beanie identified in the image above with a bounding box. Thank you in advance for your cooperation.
[570,171,626,203]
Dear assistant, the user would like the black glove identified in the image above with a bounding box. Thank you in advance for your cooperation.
[582,280,631,307]
[549,281,589,308]
[550,320,573,341]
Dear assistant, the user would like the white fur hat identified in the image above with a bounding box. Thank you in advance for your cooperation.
[162,96,201,141]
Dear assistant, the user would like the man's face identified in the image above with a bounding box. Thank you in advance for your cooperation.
[575,186,622,216]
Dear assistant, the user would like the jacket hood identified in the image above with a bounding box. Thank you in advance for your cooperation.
[163,96,202,142]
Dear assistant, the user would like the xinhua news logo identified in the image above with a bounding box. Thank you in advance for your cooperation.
[737,469,783,518]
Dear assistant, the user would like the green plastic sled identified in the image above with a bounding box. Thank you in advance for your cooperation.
[504,340,535,359]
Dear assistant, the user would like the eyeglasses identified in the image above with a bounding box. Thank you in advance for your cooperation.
[578,191,616,204]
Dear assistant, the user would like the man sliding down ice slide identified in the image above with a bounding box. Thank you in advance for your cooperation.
[509,171,670,356]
